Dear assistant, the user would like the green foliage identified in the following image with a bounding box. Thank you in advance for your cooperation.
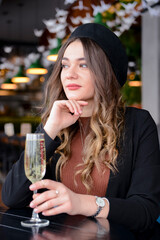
[120,28,141,67]
[121,81,141,105]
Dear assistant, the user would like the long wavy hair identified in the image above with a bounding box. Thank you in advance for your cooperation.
[41,37,126,192]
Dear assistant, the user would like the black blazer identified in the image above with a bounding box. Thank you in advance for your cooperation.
[2,107,160,231]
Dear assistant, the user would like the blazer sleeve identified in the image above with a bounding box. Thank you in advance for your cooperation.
[2,125,61,208]
[107,110,160,231]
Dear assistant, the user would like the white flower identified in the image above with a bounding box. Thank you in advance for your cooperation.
[113,31,121,37]
[68,25,77,33]
[70,16,82,25]
[37,46,45,53]
[92,2,111,16]
[81,13,94,24]
[64,0,76,5]
[34,29,43,37]
[56,30,66,39]
[48,38,59,49]
[73,0,89,11]
[3,46,13,53]
[43,19,57,28]
[55,8,68,17]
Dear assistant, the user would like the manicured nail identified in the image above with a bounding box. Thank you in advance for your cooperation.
[29,184,34,190]
[30,202,34,208]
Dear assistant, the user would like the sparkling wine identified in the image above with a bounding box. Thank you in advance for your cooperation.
[24,139,46,183]
[21,133,49,227]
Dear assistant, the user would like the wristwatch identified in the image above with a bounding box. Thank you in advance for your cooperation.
[92,196,106,217]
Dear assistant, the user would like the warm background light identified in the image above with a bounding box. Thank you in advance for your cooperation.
[11,65,30,83]
[26,59,48,75]
[1,83,17,90]
[26,68,48,75]
[12,76,30,83]
[1,78,17,90]
[47,54,58,62]
[128,81,142,87]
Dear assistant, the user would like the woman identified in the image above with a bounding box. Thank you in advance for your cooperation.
[2,23,160,231]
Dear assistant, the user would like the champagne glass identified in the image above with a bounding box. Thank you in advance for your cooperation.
[21,133,49,227]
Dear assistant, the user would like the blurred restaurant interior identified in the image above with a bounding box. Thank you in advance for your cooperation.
[0,0,160,183]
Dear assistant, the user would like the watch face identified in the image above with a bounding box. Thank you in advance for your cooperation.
[96,197,105,207]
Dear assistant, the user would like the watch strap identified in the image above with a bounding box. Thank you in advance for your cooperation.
[92,205,102,217]
[92,196,105,218]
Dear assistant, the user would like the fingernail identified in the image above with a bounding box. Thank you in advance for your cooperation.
[30,202,34,208]
[29,184,34,190]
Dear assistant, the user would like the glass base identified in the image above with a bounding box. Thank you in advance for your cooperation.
[21,219,49,228]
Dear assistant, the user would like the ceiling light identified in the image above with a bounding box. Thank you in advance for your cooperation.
[47,39,61,62]
[12,65,30,83]
[26,59,48,75]
[47,46,60,62]
[1,78,17,90]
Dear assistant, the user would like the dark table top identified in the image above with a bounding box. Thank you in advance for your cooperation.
[0,206,160,240]
[0,206,136,240]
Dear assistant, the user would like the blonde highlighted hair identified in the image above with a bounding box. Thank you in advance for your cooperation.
[41,37,125,192]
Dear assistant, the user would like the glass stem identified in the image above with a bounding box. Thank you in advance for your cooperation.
[31,190,41,222]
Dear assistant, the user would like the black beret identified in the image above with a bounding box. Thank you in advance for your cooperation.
[69,23,128,87]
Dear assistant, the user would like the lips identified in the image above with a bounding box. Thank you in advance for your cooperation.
[66,84,81,90]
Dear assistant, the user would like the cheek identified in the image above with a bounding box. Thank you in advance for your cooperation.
[88,87,95,98]
[87,77,95,92]
[60,72,65,87]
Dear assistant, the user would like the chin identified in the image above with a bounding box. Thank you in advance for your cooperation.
[67,95,82,101]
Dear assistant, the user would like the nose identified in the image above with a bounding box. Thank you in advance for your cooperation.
[66,65,78,79]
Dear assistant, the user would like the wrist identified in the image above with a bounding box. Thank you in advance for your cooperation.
[44,120,61,140]
[78,194,98,217]
[78,195,109,219]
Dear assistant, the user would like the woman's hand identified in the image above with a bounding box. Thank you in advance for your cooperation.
[29,180,83,216]
[44,100,88,139]
[29,179,110,218]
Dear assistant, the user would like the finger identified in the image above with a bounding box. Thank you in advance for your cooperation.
[42,202,70,216]
[70,100,89,115]
[62,101,75,114]
[64,100,80,116]
[30,179,59,191]
[31,188,68,213]
[54,100,75,115]
[68,100,82,115]
[33,196,65,214]
[30,189,59,208]
[32,193,40,199]
[65,100,88,116]
[72,100,87,115]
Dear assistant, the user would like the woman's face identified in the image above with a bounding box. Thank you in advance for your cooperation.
[60,40,95,102]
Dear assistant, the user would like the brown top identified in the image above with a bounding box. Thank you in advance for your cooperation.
[61,118,110,196]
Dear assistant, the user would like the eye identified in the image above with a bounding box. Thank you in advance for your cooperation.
[80,63,88,68]
[61,63,68,69]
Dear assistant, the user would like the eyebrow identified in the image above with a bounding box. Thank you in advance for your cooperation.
[62,57,86,61]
